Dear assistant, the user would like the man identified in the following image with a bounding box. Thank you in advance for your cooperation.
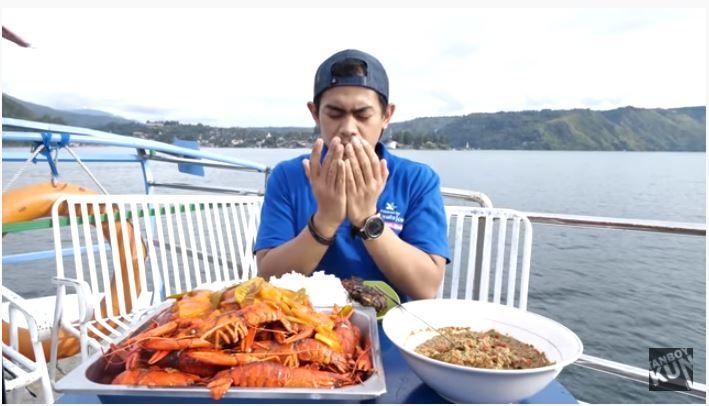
[255,49,449,299]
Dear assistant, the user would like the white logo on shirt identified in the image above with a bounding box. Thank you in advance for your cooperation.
[381,202,404,232]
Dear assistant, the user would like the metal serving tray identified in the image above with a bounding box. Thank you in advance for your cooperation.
[55,304,386,402]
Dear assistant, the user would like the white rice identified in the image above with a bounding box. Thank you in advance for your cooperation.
[269,270,349,308]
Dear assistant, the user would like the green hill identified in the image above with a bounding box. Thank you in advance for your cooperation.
[3,93,134,127]
[2,93,704,151]
[389,106,705,151]
[2,93,66,124]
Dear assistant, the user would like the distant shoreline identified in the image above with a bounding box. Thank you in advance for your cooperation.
[3,93,705,152]
[2,142,705,153]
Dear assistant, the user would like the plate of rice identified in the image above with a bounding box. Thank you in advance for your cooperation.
[269,271,350,308]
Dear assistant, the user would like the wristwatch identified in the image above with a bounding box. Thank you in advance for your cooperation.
[355,213,385,240]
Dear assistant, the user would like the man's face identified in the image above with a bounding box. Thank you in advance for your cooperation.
[308,86,395,147]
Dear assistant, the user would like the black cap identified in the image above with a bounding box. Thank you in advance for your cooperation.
[313,49,389,102]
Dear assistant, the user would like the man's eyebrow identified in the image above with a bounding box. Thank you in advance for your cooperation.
[353,106,375,114]
[323,104,375,114]
[323,104,345,113]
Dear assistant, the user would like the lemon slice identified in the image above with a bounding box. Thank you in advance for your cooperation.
[362,280,400,320]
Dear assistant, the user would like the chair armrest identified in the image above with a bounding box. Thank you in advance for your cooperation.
[51,276,95,324]
[1,287,42,342]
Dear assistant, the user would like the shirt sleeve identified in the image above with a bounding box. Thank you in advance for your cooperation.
[398,168,450,263]
[253,163,297,253]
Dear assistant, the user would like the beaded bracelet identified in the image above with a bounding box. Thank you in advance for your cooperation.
[308,214,335,246]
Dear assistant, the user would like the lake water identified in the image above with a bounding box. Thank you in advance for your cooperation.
[2,147,706,403]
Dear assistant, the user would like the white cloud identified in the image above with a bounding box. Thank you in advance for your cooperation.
[2,8,705,127]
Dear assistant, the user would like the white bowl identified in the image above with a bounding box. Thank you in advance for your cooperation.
[382,299,583,403]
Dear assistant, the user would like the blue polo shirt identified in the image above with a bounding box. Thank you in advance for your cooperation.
[254,143,450,290]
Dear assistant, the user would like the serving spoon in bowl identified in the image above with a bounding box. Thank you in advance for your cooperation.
[372,285,464,351]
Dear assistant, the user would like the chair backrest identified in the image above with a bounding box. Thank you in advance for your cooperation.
[51,194,263,338]
[438,206,533,310]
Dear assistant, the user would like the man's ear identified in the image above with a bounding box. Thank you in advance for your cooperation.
[307,101,320,126]
[382,103,396,129]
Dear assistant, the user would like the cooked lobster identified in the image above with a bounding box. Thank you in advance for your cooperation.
[103,277,375,397]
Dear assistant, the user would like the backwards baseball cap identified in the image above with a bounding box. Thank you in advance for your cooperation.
[313,49,389,102]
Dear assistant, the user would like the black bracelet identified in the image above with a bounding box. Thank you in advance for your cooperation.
[308,214,335,246]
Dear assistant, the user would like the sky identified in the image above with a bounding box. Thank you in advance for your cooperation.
[1,7,706,127]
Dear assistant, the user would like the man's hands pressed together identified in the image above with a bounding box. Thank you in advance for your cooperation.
[303,136,389,233]
[344,136,389,228]
[302,137,346,238]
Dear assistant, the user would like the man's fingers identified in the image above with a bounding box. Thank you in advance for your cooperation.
[322,136,342,180]
[325,137,341,165]
[334,142,345,161]
[363,138,381,181]
[347,153,365,189]
[322,139,333,170]
[326,144,344,186]
[310,139,324,178]
[344,158,357,194]
[337,160,346,195]
[352,137,374,183]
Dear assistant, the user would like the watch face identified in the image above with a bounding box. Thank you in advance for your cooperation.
[364,215,385,238]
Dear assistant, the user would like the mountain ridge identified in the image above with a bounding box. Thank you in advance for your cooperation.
[3,94,135,128]
[2,93,705,151]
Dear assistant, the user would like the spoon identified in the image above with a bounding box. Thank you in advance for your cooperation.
[372,285,464,351]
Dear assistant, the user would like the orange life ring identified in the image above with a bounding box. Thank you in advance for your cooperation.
[2,181,148,361]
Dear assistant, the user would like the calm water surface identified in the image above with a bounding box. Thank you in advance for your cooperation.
[2,147,705,403]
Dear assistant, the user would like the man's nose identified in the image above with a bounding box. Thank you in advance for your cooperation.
[339,115,358,137]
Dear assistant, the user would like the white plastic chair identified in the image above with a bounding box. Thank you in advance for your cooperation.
[2,288,54,404]
[438,206,533,310]
[47,194,263,380]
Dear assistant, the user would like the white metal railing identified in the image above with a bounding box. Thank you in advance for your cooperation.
[439,206,533,310]
[525,211,705,236]
[441,187,493,208]
[440,189,706,401]
[517,213,705,400]
[576,354,706,400]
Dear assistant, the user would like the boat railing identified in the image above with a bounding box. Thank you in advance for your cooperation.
[524,211,705,236]
[528,213,705,400]
[3,118,272,270]
[440,189,706,400]
[526,212,706,400]
[2,119,705,402]
[2,118,271,196]
[440,187,494,208]
[576,353,706,400]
